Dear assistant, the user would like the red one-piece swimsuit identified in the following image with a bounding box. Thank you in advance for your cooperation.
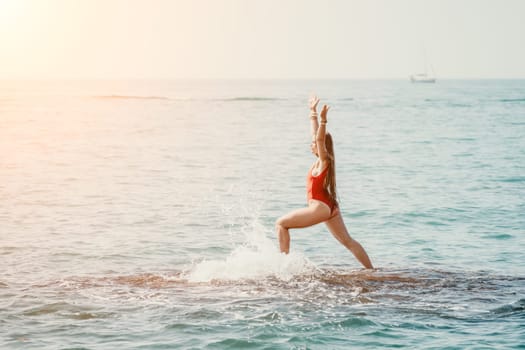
[306,165,336,213]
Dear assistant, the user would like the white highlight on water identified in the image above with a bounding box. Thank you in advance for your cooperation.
[185,220,317,283]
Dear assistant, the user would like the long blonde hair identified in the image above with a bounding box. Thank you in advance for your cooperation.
[323,133,338,207]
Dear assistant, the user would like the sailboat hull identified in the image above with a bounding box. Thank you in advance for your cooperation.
[410,74,436,83]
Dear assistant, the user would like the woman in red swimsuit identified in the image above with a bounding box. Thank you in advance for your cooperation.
[275,96,373,269]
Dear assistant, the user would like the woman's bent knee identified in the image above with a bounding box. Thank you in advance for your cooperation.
[275,217,288,230]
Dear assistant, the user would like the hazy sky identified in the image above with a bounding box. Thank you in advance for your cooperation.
[1,0,524,79]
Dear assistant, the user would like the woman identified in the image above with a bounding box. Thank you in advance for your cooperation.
[275,96,374,269]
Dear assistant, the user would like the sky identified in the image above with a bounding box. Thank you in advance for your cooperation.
[0,0,524,79]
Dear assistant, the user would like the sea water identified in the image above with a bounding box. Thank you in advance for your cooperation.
[1,79,524,349]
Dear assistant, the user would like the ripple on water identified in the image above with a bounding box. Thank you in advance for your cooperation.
[31,268,524,315]
[481,233,514,240]
[497,176,525,183]
[4,266,523,349]
[22,301,114,320]
[490,298,525,318]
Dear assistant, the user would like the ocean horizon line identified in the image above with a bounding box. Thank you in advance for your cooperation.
[1,77,524,82]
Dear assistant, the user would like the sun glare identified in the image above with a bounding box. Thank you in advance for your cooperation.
[0,0,27,29]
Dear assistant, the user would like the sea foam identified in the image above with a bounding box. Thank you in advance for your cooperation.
[185,221,316,283]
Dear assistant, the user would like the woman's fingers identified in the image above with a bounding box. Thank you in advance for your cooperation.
[309,95,320,110]
[320,104,330,120]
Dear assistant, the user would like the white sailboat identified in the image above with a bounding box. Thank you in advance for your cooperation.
[410,72,436,83]
[410,47,436,83]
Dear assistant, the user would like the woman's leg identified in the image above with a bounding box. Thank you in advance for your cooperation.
[276,202,330,254]
[324,209,374,269]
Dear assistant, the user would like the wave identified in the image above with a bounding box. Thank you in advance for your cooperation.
[498,176,525,183]
[449,103,472,107]
[482,233,514,240]
[490,298,525,317]
[92,95,285,102]
[499,98,525,103]
[93,95,170,100]
[35,272,185,290]
[22,301,114,319]
[438,137,477,142]
[422,99,471,107]
[223,97,283,101]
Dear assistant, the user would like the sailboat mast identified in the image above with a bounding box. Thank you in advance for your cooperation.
[423,46,428,74]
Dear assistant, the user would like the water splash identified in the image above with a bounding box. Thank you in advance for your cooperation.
[185,219,317,283]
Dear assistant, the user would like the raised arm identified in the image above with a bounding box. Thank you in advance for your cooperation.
[309,96,320,141]
[316,104,330,162]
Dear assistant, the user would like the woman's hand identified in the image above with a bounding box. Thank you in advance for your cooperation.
[309,95,320,113]
[320,104,330,123]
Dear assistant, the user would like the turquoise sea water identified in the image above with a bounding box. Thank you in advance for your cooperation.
[1,80,524,349]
